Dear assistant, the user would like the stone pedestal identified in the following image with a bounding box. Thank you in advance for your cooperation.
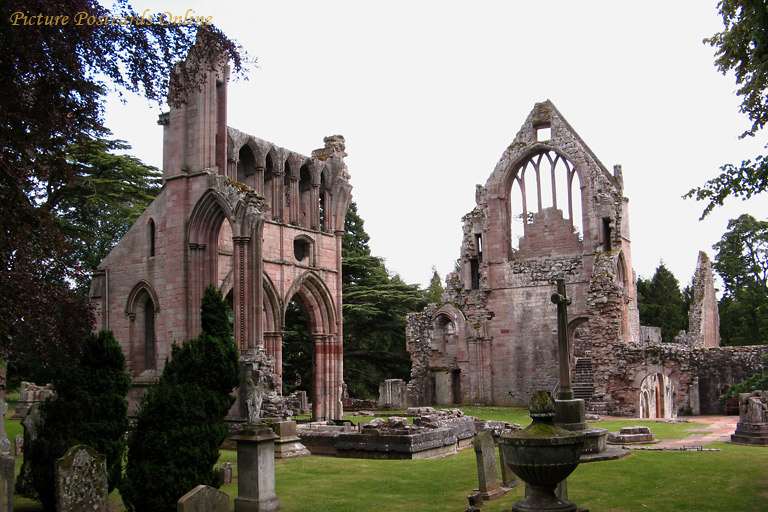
[731,391,768,446]
[0,454,13,512]
[270,420,310,459]
[554,399,588,431]
[232,422,280,512]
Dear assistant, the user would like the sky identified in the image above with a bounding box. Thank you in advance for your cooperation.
[104,1,768,291]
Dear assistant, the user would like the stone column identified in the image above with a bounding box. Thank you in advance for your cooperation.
[232,423,280,512]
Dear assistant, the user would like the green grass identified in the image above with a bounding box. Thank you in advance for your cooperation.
[6,406,768,512]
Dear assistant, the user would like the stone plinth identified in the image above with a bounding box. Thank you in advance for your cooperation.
[232,422,280,512]
[608,426,656,444]
[555,398,588,431]
[269,420,310,459]
[0,454,13,512]
[731,391,768,446]
[334,426,459,460]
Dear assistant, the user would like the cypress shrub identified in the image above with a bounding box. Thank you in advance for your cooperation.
[121,285,239,512]
[21,329,130,511]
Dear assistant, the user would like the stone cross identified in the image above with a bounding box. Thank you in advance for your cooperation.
[54,445,108,512]
[551,278,574,401]
[473,431,505,500]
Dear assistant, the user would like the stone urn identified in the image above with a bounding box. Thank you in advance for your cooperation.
[499,391,584,512]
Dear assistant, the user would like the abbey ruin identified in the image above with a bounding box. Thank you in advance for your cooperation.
[405,101,766,417]
[89,42,351,421]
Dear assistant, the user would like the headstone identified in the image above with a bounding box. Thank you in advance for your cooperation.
[497,442,521,489]
[220,462,233,485]
[378,379,407,409]
[177,484,229,512]
[16,401,45,497]
[54,445,107,512]
[473,431,506,500]
[14,435,23,457]
[232,422,280,511]
[0,399,11,512]
[272,420,310,459]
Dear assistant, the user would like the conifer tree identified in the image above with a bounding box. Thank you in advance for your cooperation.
[21,330,130,511]
[637,263,687,342]
[121,285,239,512]
[342,202,427,398]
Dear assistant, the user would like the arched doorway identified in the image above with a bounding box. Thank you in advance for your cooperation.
[639,373,675,418]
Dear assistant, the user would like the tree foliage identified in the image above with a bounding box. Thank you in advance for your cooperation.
[21,330,130,511]
[686,1,768,217]
[54,138,162,293]
[342,203,427,398]
[121,286,239,512]
[637,263,688,342]
[424,266,445,303]
[1,0,245,368]
[714,214,768,345]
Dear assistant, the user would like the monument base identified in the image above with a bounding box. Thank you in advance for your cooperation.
[232,422,280,512]
[554,399,588,431]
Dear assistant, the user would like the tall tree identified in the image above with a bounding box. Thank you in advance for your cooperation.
[1,0,245,368]
[685,1,768,217]
[424,266,444,303]
[713,214,768,345]
[20,330,131,511]
[342,203,427,398]
[637,263,688,342]
[121,286,239,512]
[54,138,162,293]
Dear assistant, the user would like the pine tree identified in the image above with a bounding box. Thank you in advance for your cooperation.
[342,202,427,398]
[21,330,130,511]
[424,266,444,303]
[637,263,687,342]
[121,285,239,512]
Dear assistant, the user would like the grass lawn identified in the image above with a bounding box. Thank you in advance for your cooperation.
[6,406,768,511]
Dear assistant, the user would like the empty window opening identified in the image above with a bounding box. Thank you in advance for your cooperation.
[602,217,612,252]
[144,298,155,370]
[470,258,480,290]
[294,238,310,262]
[509,150,583,250]
[237,146,256,188]
[475,234,483,263]
[264,153,275,220]
[536,125,551,142]
[148,219,155,257]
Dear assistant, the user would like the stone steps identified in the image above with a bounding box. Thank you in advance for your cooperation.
[571,357,594,402]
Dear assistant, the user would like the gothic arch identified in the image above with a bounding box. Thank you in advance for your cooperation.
[284,270,341,420]
[284,270,337,334]
[125,280,159,374]
[126,280,160,316]
[187,188,264,350]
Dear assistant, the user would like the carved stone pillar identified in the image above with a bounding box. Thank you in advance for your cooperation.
[310,184,320,230]
[255,166,265,195]
[188,242,207,338]
[233,236,250,350]
[289,177,300,225]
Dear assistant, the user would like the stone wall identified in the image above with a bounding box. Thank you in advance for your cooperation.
[404,100,763,416]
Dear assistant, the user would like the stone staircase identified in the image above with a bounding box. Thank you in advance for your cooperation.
[572,357,594,402]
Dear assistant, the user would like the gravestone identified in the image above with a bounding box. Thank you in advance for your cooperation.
[0,399,12,512]
[54,444,107,512]
[220,462,233,485]
[177,484,229,512]
[473,431,506,500]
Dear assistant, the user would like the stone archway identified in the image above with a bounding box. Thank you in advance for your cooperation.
[284,271,341,421]
[639,373,675,419]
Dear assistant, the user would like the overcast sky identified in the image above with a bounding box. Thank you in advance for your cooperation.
[105,1,768,291]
